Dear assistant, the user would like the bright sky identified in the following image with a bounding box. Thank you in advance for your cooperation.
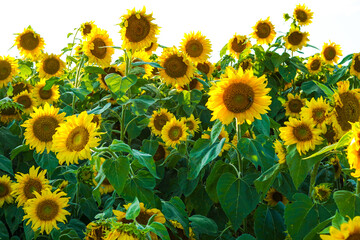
[1,0,359,63]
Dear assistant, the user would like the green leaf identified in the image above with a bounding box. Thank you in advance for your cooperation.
[270,53,282,68]
[133,170,156,190]
[217,173,259,231]
[132,149,158,179]
[162,197,189,237]
[132,61,163,69]
[254,164,281,198]
[303,216,333,240]
[10,144,29,160]
[237,138,261,168]
[141,140,159,156]
[4,204,23,234]
[290,57,309,74]
[149,222,171,240]
[210,120,223,144]
[122,178,156,206]
[236,234,256,240]
[84,66,107,74]
[125,197,140,220]
[129,95,157,115]
[333,190,360,218]
[279,64,297,83]
[19,64,32,78]
[0,220,9,240]
[332,211,346,230]
[339,54,354,65]
[220,43,228,57]
[109,139,132,153]
[102,157,130,196]
[71,87,91,101]
[87,102,111,114]
[253,114,270,136]
[105,73,137,98]
[0,154,13,175]
[327,66,348,85]
[188,138,225,180]
[43,77,59,90]
[313,81,334,99]
[33,151,58,175]
[254,204,287,240]
[189,215,218,236]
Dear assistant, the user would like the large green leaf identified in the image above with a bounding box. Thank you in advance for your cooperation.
[132,149,158,179]
[162,197,189,236]
[149,222,170,240]
[254,163,281,198]
[254,204,287,240]
[253,114,270,136]
[33,151,58,176]
[237,138,261,168]
[102,157,130,196]
[333,190,360,218]
[122,177,156,206]
[109,139,132,153]
[279,64,297,83]
[210,120,223,144]
[125,197,140,220]
[105,73,137,98]
[0,154,13,175]
[236,234,256,240]
[189,215,218,236]
[133,170,156,190]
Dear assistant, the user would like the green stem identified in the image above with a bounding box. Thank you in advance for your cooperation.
[235,118,243,177]
[120,104,126,141]
[309,161,321,198]
[72,56,85,112]
[356,180,360,195]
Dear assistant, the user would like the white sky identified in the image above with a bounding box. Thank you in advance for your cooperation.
[1,0,359,63]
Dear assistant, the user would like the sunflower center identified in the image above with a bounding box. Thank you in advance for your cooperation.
[310,59,321,71]
[324,46,336,61]
[91,38,107,59]
[241,60,251,71]
[20,32,40,51]
[186,78,198,90]
[154,144,165,161]
[346,234,360,240]
[324,125,336,144]
[169,126,183,141]
[317,188,330,199]
[272,192,283,202]
[335,92,360,131]
[197,62,209,74]
[39,87,53,100]
[312,108,326,123]
[0,107,17,116]
[164,55,188,78]
[136,211,152,225]
[66,126,90,152]
[125,14,151,43]
[16,95,32,109]
[0,60,11,80]
[32,116,59,142]
[288,31,303,46]
[82,24,92,36]
[0,183,9,197]
[145,42,154,52]
[288,99,304,114]
[102,178,111,186]
[223,83,254,113]
[154,114,169,131]
[354,56,360,72]
[23,178,42,199]
[185,120,195,131]
[293,124,313,141]
[256,23,271,39]
[13,83,30,96]
[231,38,247,53]
[43,57,60,75]
[185,39,203,58]
[296,10,308,22]
[91,115,100,127]
[36,199,59,221]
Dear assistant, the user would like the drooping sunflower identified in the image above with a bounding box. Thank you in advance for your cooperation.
[12,82,33,96]
[300,96,331,133]
[37,53,66,79]
[132,50,154,79]
[251,17,276,45]
[321,41,342,65]
[83,28,115,67]
[181,114,201,135]
[264,188,288,207]
[0,56,18,88]
[52,111,101,165]
[306,54,322,74]
[91,114,102,128]
[98,65,125,91]
[313,184,332,203]
[240,58,253,72]
[206,69,272,125]
[323,122,341,144]
[168,220,196,240]
[81,21,97,38]
[148,108,174,136]
[293,4,314,26]
[279,117,323,155]
[0,175,14,207]
[180,31,212,63]
[274,140,286,164]
[227,34,251,59]
[104,223,146,240]
[15,28,45,60]
[144,40,158,55]
[153,142,169,162]
[320,216,360,240]
[350,53,360,79]
[159,46,195,87]
[13,90,38,114]
[23,189,70,235]
[0,102,22,124]
[202,127,231,156]
[33,79,60,105]
[85,220,111,240]
[176,75,204,91]
[22,103,66,153]
[161,118,188,148]
[120,7,160,51]
[196,60,215,79]
[284,27,309,52]
[329,156,342,179]
[284,93,306,118]
[12,166,51,207]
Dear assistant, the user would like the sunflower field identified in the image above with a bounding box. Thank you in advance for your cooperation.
[1,4,360,240]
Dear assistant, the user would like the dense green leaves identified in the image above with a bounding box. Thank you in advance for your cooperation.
[102,157,130,196]
[105,73,137,98]
[254,204,287,240]
[333,190,360,218]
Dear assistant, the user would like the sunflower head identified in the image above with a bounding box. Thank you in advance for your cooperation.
[81,21,97,38]
[144,40,158,54]
[251,17,276,45]
[105,222,147,240]
[265,187,288,207]
[153,142,169,162]
[284,93,305,118]
[98,65,124,90]
[37,53,66,79]
[321,41,342,65]
[320,216,360,240]
[329,156,342,179]
[168,220,196,240]
[180,31,212,63]
[0,56,19,88]
[284,27,309,52]
[76,165,95,186]
[196,60,215,79]
[12,82,33,96]
[13,90,38,115]
[300,96,330,133]
[227,34,251,59]
[33,79,60,105]
[148,108,174,136]
[306,55,322,74]
[240,58,253,72]
[293,4,314,26]
[15,27,45,60]
[350,53,360,79]
[274,140,286,164]
[181,114,201,135]
[176,76,204,92]
[161,117,188,148]
[313,184,332,203]
[0,175,14,207]
[0,99,22,124]
[85,220,111,240]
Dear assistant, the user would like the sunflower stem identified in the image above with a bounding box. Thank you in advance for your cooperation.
[235,118,243,177]
[309,161,320,198]
[356,180,360,195]
[72,56,85,112]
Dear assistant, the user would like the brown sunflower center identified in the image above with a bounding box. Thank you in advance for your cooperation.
[256,23,271,39]
[231,38,247,53]
[82,24,92,36]
[43,57,60,75]
[102,178,111,186]
[346,234,360,240]
[136,211,152,225]
[288,99,304,114]
[222,83,254,113]
[66,126,90,152]
[288,31,303,46]
[312,108,326,123]
[324,125,336,144]
[184,78,198,90]
[0,182,10,198]
[185,39,203,58]
[292,124,313,141]
[310,59,321,71]
[197,62,209,74]
[335,92,360,131]
[0,60,11,80]
[91,115,101,127]
[0,107,17,116]
[324,46,336,61]
[36,199,59,221]
[241,60,252,71]
[145,42,154,52]
[168,126,183,141]
[16,95,32,109]
[296,10,308,22]
[164,55,188,79]
[317,188,330,199]
[272,191,283,202]
[125,14,151,43]
[12,83,30,96]
[20,32,40,51]
[354,56,360,72]
[91,38,107,59]
[154,144,166,162]
[185,120,195,131]
[39,87,53,100]
[32,116,59,142]
[23,178,42,199]
[154,114,169,131]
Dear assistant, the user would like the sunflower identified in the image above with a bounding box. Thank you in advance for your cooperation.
[284,27,309,52]
[274,140,286,164]
[306,55,323,74]
[329,156,342,179]
[293,4,314,26]
[240,58,253,72]
[0,175,14,207]
[350,53,360,79]
[15,28,45,60]
[105,223,146,240]
[81,21,97,38]
[300,96,331,133]
[251,17,276,45]
[13,90,38,114]
[0,56,18,88]
[323,122,341,144]
[320,216,360,240]
[85,221,111,240]
[153,142,170,162]
[22,103,65,153]
[83,28,114,67]
[23,189,70,235]
[313,184,332,203]
[93,158,114,194]
[279,117,323,155]
[37,53,66,79]
[180,31,212,63]
[98,65,125,91]
[12,82,33,96]
[12,166,51,207]
[284,93,305,118]
[176,75,203,91]
[33,79,60,105]
[148,108,174,136]
[321,41,342,65]
[227,34,251,59]
[264,188,288,207]
[120,202,165,225]
[159,46,195,87]
[52,111,101,165]
[181,114,201,135]
[91,114,102,128]
[196,60,215,79]
[207,69,272,125]
[202,127,231,156]
[168,220,196,240]
[144,40,158,55]
[120,7,160,51]
[347,138,360,179]
[161,118,188,148]
[0,103,22,124]
[132,50,154,79]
